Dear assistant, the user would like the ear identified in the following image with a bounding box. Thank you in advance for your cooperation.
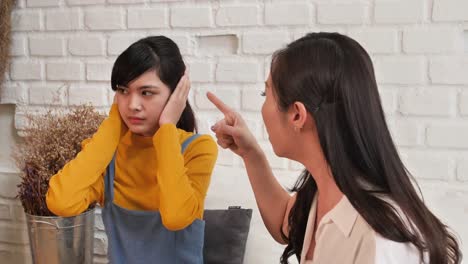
[288,101,307,130]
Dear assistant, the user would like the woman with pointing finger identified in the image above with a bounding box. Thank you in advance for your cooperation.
[46,36,218,264]
[208,32,461,264]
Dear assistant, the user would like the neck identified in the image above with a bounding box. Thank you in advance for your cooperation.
[293,132,343,213]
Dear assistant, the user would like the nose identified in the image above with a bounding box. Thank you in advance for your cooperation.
[128,93,142,112]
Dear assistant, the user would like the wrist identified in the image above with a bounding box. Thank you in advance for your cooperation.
[241,143,263,161]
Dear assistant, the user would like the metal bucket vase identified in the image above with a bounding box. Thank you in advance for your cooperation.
[26,208,95,264]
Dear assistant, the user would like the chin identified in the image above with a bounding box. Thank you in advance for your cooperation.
[128,126,145,135]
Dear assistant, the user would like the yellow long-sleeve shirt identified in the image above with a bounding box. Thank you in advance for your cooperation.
[46,104,218,231]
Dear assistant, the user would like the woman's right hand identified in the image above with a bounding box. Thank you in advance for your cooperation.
[206,92,260,159]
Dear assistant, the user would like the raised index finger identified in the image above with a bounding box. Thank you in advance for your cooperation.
[206,92,233,115]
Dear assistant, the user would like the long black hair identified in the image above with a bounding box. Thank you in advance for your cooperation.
[273,32,461,264]
[111,36,197,132]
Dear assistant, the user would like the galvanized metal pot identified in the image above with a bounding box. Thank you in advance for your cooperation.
[26,208,95,264]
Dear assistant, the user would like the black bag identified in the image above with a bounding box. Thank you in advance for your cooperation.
[203,206,253,264]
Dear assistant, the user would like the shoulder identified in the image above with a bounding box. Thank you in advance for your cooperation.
[373,232,422,264]
[351,218,422,264]
[178,129,218,156]
[352,196,424,264]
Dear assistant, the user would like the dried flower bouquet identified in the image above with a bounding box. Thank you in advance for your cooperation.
[14,105,105,216]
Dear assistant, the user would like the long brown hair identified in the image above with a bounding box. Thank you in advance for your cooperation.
[273,32,461,264]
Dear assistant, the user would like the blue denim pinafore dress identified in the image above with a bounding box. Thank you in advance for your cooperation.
[101,134,205,264]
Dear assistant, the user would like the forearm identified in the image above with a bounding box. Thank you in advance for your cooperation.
[46,105,122,216]
[242,147,290,244]
[154,124,215,230]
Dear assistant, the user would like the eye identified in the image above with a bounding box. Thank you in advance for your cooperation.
[260,90,266,97]
[142,90,154,96]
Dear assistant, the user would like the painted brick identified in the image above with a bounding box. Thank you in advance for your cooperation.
[69,36,105,56]
[375,56,425,84]
[430,57,468,84]
[29,37,65,56]
[403,27,462,53]
[107,34,144,55]
[66,0,105,6]
[127,8,168,29]
[29,84,67,105]
[374,0,424,24]
[68,84,109,106]
[0,84,28,105]
[402,151,454,180]
[27,0,60,7]
[265,2,312,25]
[433,0,468,21]
[171,7,212,28]
[216,5,258,26]
[243,31,289,54]
[11,10,41,31]
[187,61,213,83]
[45,10,81,31]
[85,9,125,30]
[399,89,456,117]
[10,61,43,81]
[46,61,84,81]
[348,28,398,54]
[317,3,368,24]
[10,35,27,56]
[216,60,260,83]
[197,35,238,55]
[86,61,113,81]
[427,124,468,148]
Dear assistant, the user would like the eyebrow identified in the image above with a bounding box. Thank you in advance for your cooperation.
[117,84,160,90]
[137,85,159,90]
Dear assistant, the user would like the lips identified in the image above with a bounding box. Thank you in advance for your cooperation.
[128,116,145,124]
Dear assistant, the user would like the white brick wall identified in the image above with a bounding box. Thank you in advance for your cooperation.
[265,2,312,26]
[127,8,168,29]
[427,125,468,148]
[29,83,67,105]
[317,3,368,25]
[68,36,106,56]
[10,36,27,57]
[10,61,43,81]
[216,60,260,83]
[46,61,84,81]
[374,0,424,24]
[215,5,258,27]
[399,88,456,117]
[84,9,125,31]
[86,61,114,81]
[348,28,398,54]
[1,1,468,263]
[403,27,463,54]
[26,0,60,8]
[29,37,65,56]
[430,57,468,84]
[433,0,468,21]
[375,56,426,84]
[45,10,81,31]
[243,31,290,55]
[11,10,42,32]
[170,6,213,28]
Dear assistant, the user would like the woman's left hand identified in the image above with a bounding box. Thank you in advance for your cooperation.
[159,72,190,126]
